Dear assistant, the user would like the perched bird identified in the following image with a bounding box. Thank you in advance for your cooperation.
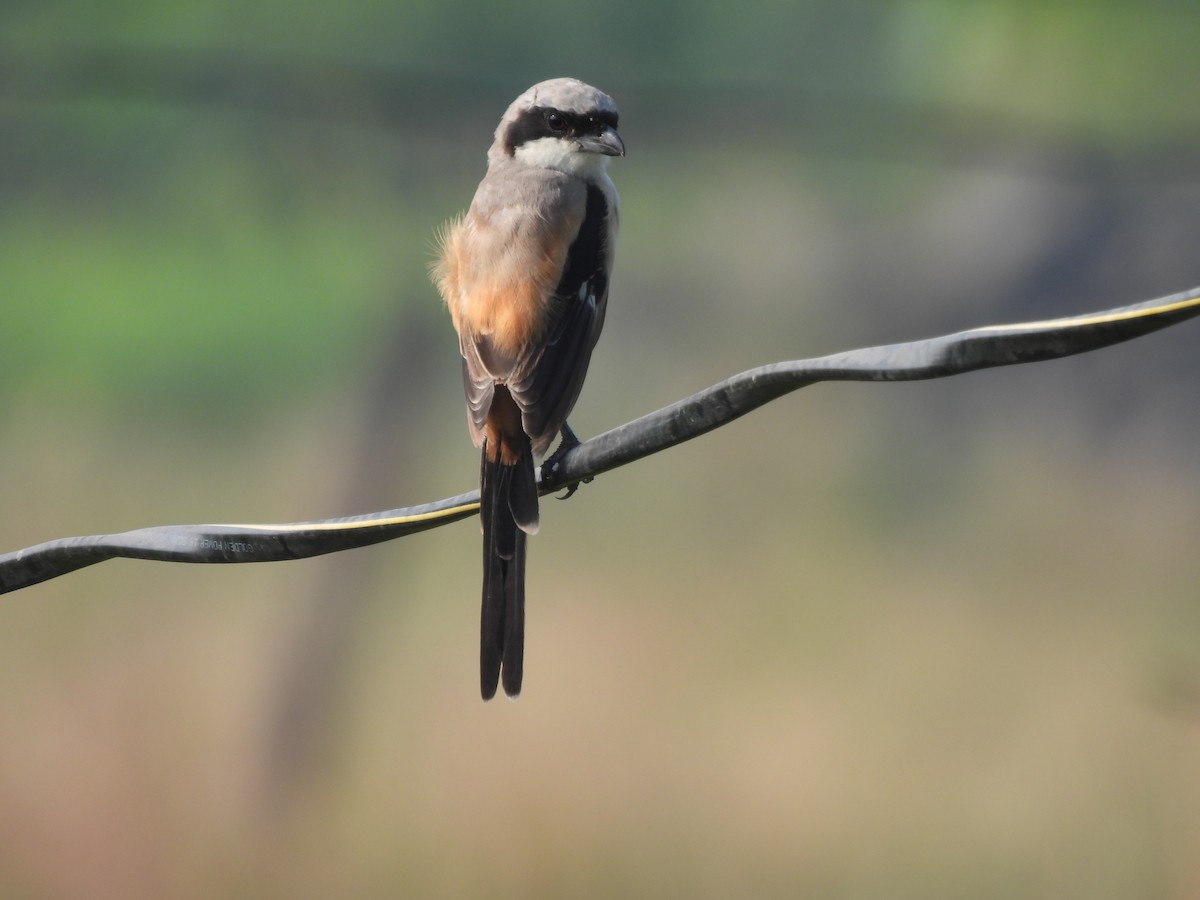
[431,78,624,700]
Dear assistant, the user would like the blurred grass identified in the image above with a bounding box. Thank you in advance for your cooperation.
[2,0,1200,896]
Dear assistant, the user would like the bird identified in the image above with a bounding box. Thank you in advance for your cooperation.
[431,78,624,700]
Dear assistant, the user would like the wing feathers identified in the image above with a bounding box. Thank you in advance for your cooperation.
[440,170,614,457]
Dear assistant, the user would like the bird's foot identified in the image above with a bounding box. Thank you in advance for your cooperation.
[544,422,592,499]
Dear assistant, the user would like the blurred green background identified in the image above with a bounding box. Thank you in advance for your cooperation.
[3,1,1200,897]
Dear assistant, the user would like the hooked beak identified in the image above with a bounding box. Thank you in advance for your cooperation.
[577,125,625,157]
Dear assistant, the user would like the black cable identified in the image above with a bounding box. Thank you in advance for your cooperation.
[2,284,1197,595]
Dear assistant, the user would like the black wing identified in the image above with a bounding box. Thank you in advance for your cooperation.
[510,183,613,455]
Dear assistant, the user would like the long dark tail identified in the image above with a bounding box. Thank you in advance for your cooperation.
[479,441,539,700]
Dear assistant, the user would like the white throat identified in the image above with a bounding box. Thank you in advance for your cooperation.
[512,137,611,179]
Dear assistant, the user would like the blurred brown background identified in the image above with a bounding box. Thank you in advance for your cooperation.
[2,2,1200,897]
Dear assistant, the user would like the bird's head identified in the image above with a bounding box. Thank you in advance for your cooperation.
[491,78,624,177]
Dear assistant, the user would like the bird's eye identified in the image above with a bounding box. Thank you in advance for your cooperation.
[545,111,567,134]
